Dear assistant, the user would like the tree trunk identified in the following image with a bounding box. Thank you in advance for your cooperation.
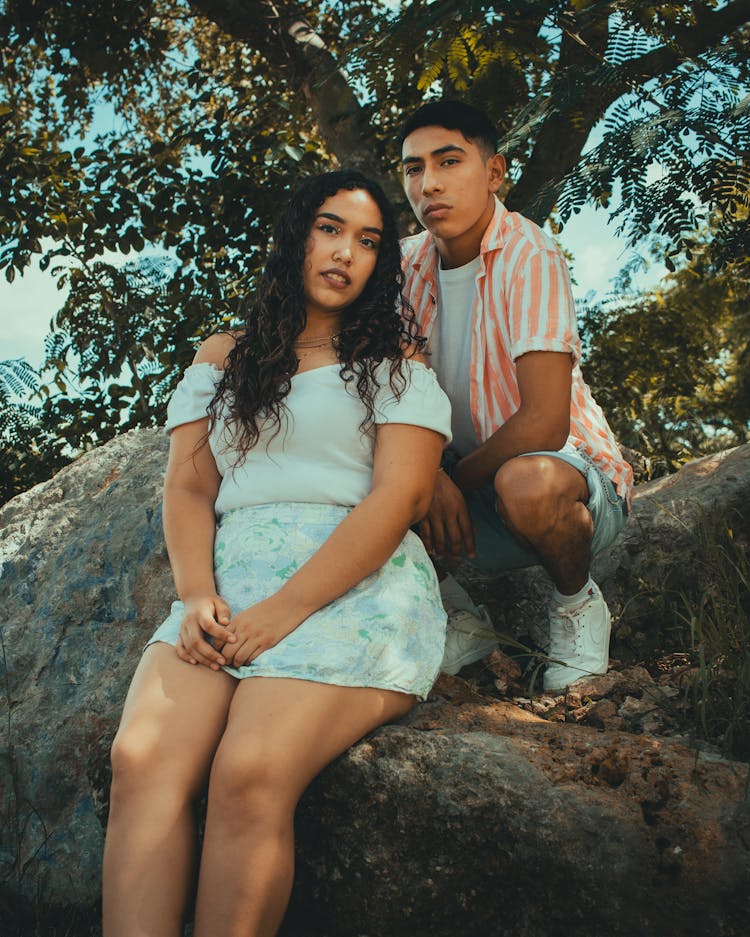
[188,0,411,225]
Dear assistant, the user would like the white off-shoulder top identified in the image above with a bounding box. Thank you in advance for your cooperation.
[165,359,452,516]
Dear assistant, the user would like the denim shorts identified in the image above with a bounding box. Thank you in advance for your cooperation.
[456,445,628,575]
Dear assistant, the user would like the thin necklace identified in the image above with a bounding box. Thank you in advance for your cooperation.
[294,331,341,350]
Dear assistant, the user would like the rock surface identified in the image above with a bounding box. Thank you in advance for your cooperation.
[1,432,749,935]
[0,430,173,910]
[287,716,749,937]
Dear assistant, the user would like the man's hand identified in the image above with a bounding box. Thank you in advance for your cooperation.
[176,594,236,670]
[419,469,476,559]
[216,594,303,668]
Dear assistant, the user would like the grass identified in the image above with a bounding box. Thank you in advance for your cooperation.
[617,508,750,760]
[675,521,750,759]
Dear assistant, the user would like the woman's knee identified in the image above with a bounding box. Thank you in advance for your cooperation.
[109,727,158,805]
[110,722,200,801]
[110,721,154,777]
[207,744,295,823]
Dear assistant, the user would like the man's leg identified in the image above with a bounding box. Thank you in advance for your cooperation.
[437,566,498,674]
[493,455,590,592]
[493,452,626,691]
[434,454,587,676]
[435,449,627,684]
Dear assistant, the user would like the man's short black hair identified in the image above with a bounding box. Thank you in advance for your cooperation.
[399,100,499,157]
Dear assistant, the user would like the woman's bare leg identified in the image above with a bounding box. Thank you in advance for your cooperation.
[193,677,415,937]
[102,644,237,937]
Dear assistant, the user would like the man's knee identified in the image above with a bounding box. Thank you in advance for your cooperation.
[495,456,556,514]
[493,456,586,531]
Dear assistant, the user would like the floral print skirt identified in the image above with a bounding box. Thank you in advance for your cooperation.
[146,502,446,699]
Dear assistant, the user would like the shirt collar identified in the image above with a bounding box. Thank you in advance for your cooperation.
[480,196,508,255]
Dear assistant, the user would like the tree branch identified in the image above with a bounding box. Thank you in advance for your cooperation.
[505,7,610,218]
[506,0,750,222]
[187,0,409,215]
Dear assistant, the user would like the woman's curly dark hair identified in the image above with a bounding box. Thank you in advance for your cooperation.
[208,169,425,461]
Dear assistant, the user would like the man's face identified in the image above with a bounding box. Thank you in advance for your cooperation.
[401,125,504,250]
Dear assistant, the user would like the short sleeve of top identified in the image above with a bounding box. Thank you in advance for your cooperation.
[164,363,220,432]
[506,247,580,366]
[372,359,452,442]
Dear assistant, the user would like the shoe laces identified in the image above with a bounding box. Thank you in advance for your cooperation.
[447,608,496,639]
[548,597,596,658]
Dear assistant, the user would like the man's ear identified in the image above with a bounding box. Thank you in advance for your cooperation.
[488,153,506,193]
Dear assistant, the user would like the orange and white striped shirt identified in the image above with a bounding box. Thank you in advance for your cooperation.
[401,198,633,501]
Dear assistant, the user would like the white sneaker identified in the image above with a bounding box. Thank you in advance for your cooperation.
[439,573,481,615]
[441,607,498,674]
[543,581,611,692]
[439,575,498,674]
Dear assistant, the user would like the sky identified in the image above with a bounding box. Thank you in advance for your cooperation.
[0,200,666,369]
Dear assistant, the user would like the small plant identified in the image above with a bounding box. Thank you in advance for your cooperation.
[675,521,750,759]
[617,507,750,759]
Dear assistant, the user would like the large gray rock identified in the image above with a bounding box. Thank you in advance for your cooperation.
[287,718,749,937]
[1,432,749,934]
[0,429,172,909]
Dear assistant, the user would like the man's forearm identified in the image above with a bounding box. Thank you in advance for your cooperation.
[452,407,568,493]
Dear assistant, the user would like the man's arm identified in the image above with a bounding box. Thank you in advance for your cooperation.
[419,350,573,559]
[452,350,573,493]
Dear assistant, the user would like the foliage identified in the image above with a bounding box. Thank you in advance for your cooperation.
[615,510,750,760]
[580,237,750,473]
[0,0,748,494]
[0,360,69,504]
[349,0,750,240]
[677,519,750,760]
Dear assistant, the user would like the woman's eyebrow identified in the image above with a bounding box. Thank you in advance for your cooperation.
[316,211,382,236]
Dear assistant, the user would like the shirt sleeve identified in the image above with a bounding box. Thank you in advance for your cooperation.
[506,247,580,365]
[373,359,452,443]
[164,363,223,433]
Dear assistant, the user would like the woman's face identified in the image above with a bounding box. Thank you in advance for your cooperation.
[302,188,383,321]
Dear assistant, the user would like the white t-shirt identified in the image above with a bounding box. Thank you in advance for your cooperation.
[433,257,481,456]
[165,359,452,517]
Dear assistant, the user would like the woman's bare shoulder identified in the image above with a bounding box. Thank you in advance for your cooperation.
[399,340,429,366]
[192,330,244,369]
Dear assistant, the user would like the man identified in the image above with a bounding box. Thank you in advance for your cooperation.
[399,100,633,692]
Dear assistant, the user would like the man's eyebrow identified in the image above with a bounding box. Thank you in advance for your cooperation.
[317,211,382,235]
[401,144,467,164]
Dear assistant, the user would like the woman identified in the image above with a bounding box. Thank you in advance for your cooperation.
[102,170,451,937]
